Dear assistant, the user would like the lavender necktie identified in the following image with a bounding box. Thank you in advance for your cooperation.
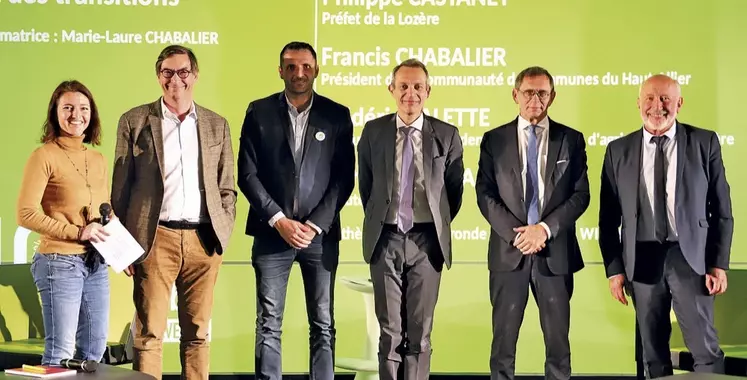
[526,125,539,225]
[398,127,415,233]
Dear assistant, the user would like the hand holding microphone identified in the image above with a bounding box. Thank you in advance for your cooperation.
[59,358,98,373]
[78,203,113,243]
[100,203,111,226]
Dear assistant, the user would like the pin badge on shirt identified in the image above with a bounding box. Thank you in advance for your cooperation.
[315,131,326,142]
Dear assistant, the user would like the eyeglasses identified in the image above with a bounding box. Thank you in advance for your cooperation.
[520,89,552,100]
[160,68,192,79]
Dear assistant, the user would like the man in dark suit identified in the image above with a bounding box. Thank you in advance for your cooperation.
[357,58,464,380]
[599,74,732,378]
[475,66,590,380]
[237,41,355,380]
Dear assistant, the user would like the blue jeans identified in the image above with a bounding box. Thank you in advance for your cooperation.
[31,253,110,365]
[252,237,338,380]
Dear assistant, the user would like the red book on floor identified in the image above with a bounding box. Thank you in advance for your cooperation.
[4,365,77,378]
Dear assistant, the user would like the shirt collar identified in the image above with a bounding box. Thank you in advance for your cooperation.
[285,93,314,117]
[517,114,550,132]
[642,120,677,143]
[161,97,197,122]
[396,113,424,131]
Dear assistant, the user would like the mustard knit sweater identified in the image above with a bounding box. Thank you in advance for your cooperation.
[17,136,110,254]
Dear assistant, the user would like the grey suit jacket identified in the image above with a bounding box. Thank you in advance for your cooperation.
[357,113,464,269]
[111,100,237,262]
[475,117,590,274]
[599,122,733,279]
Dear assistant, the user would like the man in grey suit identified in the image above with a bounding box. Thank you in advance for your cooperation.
[357,58,464,380]
[475,66,590,380]
[599,74,732,378]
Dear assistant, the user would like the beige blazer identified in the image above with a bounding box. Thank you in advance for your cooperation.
[111,99,237,262]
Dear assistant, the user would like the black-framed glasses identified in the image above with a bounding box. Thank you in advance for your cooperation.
[160,68,192,79]
[520,89,552,100]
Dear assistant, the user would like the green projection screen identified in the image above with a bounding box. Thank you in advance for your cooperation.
[1,0,745,375]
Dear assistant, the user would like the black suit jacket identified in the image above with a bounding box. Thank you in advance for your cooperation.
[599,122,733,279]
[475,117,590,274]
[237,92,355,248]
[357,113,464,269]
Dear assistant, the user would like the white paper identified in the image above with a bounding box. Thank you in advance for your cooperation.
[90,219,144,273]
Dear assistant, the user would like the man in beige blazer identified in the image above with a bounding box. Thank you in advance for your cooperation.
[111,44,236,380]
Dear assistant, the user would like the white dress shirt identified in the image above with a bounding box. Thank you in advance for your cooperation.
[159,97,207,222]
[516,115,552,238]
[641,122,678,238]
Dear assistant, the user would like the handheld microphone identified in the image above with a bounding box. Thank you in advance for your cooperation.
[59,358,98,372]
[99,203,112,226]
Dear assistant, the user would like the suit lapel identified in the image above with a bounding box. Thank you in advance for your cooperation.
[504,121,522,184]
[621,129,643,213]
[675,122,687,210]
[422,117,434,192]
[384,115,397,199]
[502,121,525,219]
[277,94,295,156]
[543,121,564,206]
[195,105,217,184]
[303,110,323,163]
[148,102,166,182]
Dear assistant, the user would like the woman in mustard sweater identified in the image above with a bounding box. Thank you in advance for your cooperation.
[17,80,112,366]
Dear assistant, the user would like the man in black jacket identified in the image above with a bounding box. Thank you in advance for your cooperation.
[237,41,355,380]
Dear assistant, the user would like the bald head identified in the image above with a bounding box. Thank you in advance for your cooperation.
[637,74,683,135]
[639,74,681,97]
